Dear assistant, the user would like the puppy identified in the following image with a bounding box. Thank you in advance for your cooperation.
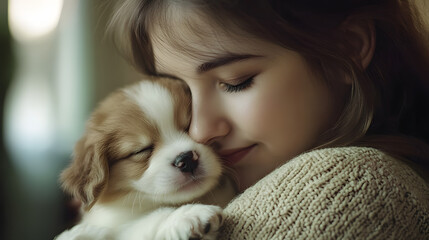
[56,78,235,240]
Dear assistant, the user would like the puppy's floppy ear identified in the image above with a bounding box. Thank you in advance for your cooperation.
[60,134,109,210]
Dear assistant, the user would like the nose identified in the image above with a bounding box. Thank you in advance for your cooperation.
[173,151,199,174]
[189,99,230,144]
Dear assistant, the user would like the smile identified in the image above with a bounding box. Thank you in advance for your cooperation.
[220,144,256,167]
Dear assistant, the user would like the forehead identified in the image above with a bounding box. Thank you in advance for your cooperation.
[150,6,265,75]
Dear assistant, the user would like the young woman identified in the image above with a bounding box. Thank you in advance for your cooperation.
[109,0,429,238]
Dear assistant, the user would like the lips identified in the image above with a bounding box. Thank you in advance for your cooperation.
[220,144,256,166]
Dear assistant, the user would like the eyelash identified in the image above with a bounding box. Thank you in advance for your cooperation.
[118,144,154,161]
[133,144,154,156]
[221,76,255,93]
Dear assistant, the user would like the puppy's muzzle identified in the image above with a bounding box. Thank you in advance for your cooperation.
[173,151,199,174]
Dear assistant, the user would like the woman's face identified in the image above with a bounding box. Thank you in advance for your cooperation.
[152,19,345,191]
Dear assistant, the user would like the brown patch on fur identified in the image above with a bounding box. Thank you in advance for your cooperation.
[155,77,192,131]
[60,83,161,209]
[60,137,109,209]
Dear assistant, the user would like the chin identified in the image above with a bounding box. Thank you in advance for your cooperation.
[55,77,236,240]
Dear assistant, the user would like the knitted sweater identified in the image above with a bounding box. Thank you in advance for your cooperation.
[219,147,429,239]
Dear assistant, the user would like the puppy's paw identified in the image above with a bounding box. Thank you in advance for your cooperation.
[55,224,114,240]
[158,204,224,240]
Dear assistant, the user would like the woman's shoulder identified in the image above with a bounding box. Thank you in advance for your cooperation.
[220,146,429,239]
[288,146,427,186]
[253,146,428,200]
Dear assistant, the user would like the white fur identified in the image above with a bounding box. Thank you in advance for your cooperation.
[56,80,235,240]
[134,133,222,203]
[124,81,177,136]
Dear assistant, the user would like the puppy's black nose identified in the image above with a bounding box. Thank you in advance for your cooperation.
[173,151,199,174]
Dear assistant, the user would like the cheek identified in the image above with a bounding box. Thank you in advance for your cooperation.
[227,87,286,144]
[246,87,297,141]
[230,63,308,137]
[234,72,336,157]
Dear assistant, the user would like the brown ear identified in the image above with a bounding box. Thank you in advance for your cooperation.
[60,135,109,209]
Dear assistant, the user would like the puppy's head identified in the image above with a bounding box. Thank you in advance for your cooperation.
[60,77,222,209]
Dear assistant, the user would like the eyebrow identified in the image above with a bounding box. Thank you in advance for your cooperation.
[197,54,261,73]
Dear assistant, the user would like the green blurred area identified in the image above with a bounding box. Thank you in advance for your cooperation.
[1,0,13,239]
[0,1,140,239]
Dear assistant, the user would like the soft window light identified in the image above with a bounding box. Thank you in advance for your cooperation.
[8,0,63,41]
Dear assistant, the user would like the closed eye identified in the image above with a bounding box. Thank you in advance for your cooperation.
[220,75,255,93]
[116,144,155,162]
[133,144,155,156]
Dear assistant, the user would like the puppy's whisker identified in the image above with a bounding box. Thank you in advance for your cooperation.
[131,192,139,215]
[122,192,131,207]
[138,193,143,210]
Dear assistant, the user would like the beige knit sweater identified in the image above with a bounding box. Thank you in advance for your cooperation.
[219,147,429,239]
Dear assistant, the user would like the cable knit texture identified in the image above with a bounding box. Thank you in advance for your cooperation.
[219,147,429,239]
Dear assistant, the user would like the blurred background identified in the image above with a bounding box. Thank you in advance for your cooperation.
[0,0,428,240]
[1,0,141,239]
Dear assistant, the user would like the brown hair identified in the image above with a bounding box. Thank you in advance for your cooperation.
[108,0,429,176]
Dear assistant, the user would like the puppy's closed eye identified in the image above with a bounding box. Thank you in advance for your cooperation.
[118,144,155,162]
[133,144,155,156]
